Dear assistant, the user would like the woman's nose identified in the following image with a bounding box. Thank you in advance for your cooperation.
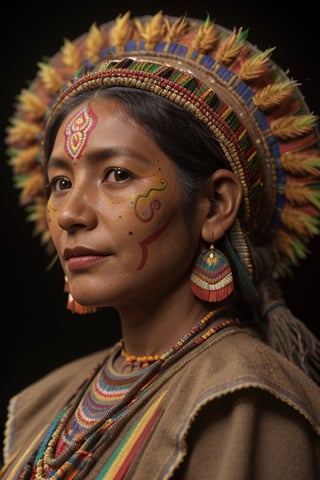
[56,187,98,232]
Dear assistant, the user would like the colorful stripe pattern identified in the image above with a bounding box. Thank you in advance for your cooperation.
[97,391,166,479]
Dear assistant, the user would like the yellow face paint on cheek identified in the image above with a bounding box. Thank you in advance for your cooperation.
[47,201,57,213]
[130,178,171,270]
[64,105,97,160]
[46,202,58,225]
[134,178,168,223]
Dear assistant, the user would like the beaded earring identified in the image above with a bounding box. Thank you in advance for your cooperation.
[190,244,234,302]
[64,276,97,314]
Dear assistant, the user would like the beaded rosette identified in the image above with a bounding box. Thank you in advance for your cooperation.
[5,11,320,281]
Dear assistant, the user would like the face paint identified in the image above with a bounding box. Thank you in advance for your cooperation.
[134,179,168,223]
[130,178,170,269]
[136,220,170,271]
[64,105,97,161]
[46,200,58,228]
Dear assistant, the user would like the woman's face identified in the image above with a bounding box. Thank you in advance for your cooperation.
[46,98,206,309]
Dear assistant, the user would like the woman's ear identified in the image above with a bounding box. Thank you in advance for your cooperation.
[201,169,243,242]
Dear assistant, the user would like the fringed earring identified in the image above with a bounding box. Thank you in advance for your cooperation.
[190,244,234,302]
[64,276,97,314]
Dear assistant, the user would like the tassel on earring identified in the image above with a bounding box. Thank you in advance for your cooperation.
[190,244,234,302]
[64,276,97,314]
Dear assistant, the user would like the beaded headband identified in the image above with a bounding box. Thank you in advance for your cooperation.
[6,11,320,281]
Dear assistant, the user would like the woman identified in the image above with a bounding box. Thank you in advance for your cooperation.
[2,11,320,479]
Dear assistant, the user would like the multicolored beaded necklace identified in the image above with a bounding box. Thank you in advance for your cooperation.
[119,309,236,368]
[18,307,239,480]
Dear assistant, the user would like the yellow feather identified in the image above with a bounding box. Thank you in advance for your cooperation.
[26,201,54,250]
[38,62,63,94]
[6,119,40,144]
[111,11,133,52]
[214,27,246,66]
[18,89,48,118]
[285,182,320,208]
[276,229,302,261]
[275,230,310,277]
[85,23,105,64]
[134,11,166,50]
[239,47,276,81]
[27,201,47,226]
[164,15,190,43]
[271,114,318,140]
[20,173,44,204]
[253,81,298,111]
[61,38,82,72]
[8,146,39,173]
[281,152,320,176]
[192,16,218,54]
[281,207,320,236]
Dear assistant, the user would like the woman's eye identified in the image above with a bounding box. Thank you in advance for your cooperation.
[48,176,72,192]
[105,168,131,183]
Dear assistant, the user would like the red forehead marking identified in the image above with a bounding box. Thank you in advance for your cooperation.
[64,104,97,160]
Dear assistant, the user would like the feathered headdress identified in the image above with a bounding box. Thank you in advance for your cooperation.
[6,11,320,379]
[6,11,320,281]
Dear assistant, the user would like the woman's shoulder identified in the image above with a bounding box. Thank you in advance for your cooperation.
[18,348,110,398]
[189,327,320,433]
[3,348,111,464]
[201,327,320,398]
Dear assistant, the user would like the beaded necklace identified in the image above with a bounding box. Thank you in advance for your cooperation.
[120,346,161,368]
[119,309,235,368]
[119,309,215,368]
[18,307,239,480]
[55,359,140,455]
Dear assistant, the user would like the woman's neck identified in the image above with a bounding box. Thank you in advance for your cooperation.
[117,296,210,359]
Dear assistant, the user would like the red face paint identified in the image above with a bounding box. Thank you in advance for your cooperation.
[136,220,170,271]
[64,105,97,160]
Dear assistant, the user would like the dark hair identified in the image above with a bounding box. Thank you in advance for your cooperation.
[44,87,230,217]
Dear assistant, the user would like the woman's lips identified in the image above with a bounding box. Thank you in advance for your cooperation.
[63,247,109,269]
[66,255,108,269]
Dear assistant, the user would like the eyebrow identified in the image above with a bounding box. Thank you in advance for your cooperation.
[47,146,152,168]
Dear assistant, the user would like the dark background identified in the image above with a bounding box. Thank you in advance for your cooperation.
[1,0,319,462]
